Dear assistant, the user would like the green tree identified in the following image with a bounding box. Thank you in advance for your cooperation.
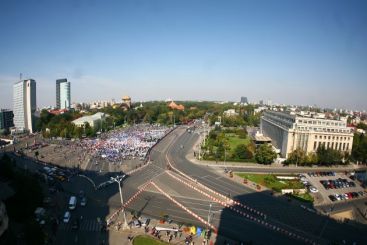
[233,144,254,160]
[316,145,343,165]
[352,133,367,163]
[287,148,307,166]
[255,144,277,164]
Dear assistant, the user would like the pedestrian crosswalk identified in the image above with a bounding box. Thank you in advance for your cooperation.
[59,219,102,232]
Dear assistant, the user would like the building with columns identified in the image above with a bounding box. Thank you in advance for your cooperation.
[260,111,354,158]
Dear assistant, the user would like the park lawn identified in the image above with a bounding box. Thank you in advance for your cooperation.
[235,173,304,191]
[225,134,250,150]
[133,235,168,245]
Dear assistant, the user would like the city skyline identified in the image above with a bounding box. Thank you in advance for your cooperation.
[0,0,366,110]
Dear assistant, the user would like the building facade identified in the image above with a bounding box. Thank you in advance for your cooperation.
[13,79,37,133]
[261,111,354,158]
[0,109,14,130]
[56,79,71,109]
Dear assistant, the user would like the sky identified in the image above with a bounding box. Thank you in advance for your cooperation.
[0,0,366,110]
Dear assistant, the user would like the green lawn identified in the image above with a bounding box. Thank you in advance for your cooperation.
[235,173,304,192]
[225,133,250,150]
[133,235,168,245]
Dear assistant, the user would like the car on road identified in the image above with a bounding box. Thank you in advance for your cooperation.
[80,197,87,207]
[63,211,71,223]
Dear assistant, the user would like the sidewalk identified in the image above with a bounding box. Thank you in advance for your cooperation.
[107,212,225,245]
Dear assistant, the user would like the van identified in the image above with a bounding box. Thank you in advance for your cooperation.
[68,196,77,210]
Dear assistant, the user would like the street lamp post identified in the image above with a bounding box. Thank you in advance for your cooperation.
[207,203,212,226]
[111,175,128,229]
[207,203,213,242]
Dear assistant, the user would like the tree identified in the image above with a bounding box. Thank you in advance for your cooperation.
[316,145,343,165]
[287,148,307,166]
[233,144,253,160]
[255,144,277,164]
[352,133,367,164]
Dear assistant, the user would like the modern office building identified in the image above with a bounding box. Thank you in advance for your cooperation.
[240,97,248,104]
[0,109,14,130]
[56,79,71,109]
[13,79,37,133]
[260,111,354,158]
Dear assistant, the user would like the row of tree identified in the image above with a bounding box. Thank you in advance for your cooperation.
[36,101,263,139]
[286,146,347,166]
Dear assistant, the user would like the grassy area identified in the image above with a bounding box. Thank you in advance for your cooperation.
[225,133,251,150]
[133,235,169,245]
[291,193,314,203]
[235,173,304,192]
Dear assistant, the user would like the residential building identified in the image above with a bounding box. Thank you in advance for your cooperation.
[260,111,354,158]
[56,79,71,109]
[223,109,239,117]
[72,112,108,128]
[0,109,14,130]
[13,79,36,133]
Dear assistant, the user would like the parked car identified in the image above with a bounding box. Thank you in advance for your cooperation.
[328,195,336,202]
[309,186,318,193]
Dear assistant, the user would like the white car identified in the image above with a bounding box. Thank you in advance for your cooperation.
[63,211,71,223]
[309,186,318,193]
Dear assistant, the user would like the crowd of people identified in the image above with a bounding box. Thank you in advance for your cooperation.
[77,124,170,164]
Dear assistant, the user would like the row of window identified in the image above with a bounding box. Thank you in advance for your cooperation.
[297,127,350,133]
[297,119,345,127]
[313,141,349,151]
[314,135,351,141]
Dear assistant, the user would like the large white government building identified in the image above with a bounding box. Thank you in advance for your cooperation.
[260,111,354,158]
[13,79,37,133]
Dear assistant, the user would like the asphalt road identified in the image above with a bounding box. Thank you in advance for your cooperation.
[164,127,367,245]
[4,127,367,245]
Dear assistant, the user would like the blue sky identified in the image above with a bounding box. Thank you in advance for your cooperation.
[0,0,366,110]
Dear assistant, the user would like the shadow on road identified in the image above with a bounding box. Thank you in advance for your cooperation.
[216,189,367,245]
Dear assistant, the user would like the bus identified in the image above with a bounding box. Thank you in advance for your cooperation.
[68,196,77,210]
